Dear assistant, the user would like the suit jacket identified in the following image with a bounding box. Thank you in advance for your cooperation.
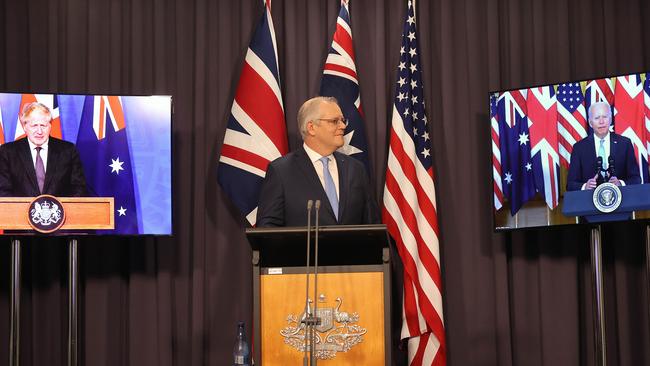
[566,133,642,191]
[0,137,88,197]
[256,147,380,227]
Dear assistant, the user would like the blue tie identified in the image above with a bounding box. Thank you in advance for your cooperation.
[319,157,339,220]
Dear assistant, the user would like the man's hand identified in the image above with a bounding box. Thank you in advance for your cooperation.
[585,174,599,190]
[609,176,622,186]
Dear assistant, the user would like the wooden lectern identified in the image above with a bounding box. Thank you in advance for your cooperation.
[2,196,114,366]
[246,224,392,366]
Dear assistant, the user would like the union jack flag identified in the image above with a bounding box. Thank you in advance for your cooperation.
[528,86,559,209]
[614,74,648,183]
[497,90,536,216]
[644,75,650,166]
[382,1,446,365]
[585,78,615,131]
[319,0,370,172]
[14,94,63,140]
[217,0,288,226]
[491,93,503,210]
[76,96,139,234]
[556,83,587,169]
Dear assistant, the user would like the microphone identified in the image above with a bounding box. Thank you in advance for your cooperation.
[310,200,321,366]
[608,156,616,178]
[595,156,603,175]
[303,200,313,366]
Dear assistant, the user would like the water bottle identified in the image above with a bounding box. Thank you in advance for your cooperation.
[233,321,251,366]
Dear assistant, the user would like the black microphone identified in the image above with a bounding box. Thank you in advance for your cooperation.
[608,156,616,177]
[303,200,313,366]
[595,156,603,175]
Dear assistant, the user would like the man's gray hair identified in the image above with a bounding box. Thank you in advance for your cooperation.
[297,96,339,138]
[588,101,611,120]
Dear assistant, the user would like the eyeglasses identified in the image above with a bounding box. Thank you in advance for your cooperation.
[317,118,349,127]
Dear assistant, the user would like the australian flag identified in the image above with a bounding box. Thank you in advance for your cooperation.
[76,96,139,234]
[497,90,536,216]
[319,0,370,172]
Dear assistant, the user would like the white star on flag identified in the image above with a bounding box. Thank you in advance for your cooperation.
[117,206,127,216]
[110,157,125,174]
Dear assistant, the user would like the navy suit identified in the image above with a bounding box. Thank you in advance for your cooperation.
[566,133,642,191]
[256,147,380,227]
[0,137,88,197]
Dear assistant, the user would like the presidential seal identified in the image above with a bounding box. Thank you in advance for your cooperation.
[592,182,622,213]
[28,195,65,233]
[280,297,367,360]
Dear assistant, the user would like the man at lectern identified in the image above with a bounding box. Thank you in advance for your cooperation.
[567,101,642,191]
[0,102,87,197]
[256,96,379,227]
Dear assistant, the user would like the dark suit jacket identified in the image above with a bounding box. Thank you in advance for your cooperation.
[566,133,642,191]
[0,137,88,197]
[256,147,380,227]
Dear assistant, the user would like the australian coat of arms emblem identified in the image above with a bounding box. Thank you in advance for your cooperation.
[280,297,367,360]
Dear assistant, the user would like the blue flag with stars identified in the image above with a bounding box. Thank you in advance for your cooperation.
[497,90,536,216]
[75,96,139,234]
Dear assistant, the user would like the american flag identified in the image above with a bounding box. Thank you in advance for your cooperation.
[556,83,587,169]
[497,90,536,216]
[491,93,503,210]
[382,1,446,365]
[319,0,370,172]
[217,0,288,226]
[614,74,648,183]
[527,86,559,209]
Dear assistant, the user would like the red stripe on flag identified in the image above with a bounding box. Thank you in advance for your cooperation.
[333,23,355,61]
[323,63,358,80]
[235,62,288,155]
[220,144,271,172]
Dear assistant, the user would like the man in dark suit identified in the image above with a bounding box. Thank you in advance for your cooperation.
[567,101,642,191]
[256,96,379,227]
[0,102,87,197]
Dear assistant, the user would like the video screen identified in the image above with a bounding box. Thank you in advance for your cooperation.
[0,93,172,235]
[491,73,650,230]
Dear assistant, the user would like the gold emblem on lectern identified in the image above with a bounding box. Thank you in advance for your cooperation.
[280,297,367,360]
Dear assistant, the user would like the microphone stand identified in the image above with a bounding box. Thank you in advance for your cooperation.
[311,200,321,366]
[302,200,313,366]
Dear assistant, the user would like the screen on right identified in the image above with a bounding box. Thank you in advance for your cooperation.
[490,73,650,230]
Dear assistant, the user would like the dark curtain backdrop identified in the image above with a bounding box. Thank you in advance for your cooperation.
[1,0,650,365]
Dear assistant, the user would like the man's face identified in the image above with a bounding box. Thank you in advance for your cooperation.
[22,109,52,146]
[589,104,611,139]
[308,102,346,154]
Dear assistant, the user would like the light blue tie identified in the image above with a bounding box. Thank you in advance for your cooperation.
[319,157,339,220]
[598,138,606,175]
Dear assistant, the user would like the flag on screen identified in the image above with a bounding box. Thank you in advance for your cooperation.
[614,74,648,183]
[557,83,587,168]
[14,94,62,140]
[382,1,446,365]
[319,0,371,172]
[497,90,536,216]
[217,0,288,226]
[76,96,139,234]
[527,86,559,209]
[0,102,5,145]
[644,75,650,165]
[585,78,615,131]
[491,93,503,211]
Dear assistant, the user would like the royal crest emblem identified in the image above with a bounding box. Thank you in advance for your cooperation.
[28,195,66,233]
[280,297,367,360]
[592,182,622,213]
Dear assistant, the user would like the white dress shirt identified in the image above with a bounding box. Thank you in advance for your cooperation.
[27,138,49,173]
[303,143,340,199]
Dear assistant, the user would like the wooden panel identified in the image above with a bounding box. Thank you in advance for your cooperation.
[260,272,384,366]
[0,197,114,229]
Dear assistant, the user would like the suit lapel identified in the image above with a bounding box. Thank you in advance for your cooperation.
[295,147,337,220]
[42,139,58,194]
[335,153,348,222]
[18,139,39,193]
